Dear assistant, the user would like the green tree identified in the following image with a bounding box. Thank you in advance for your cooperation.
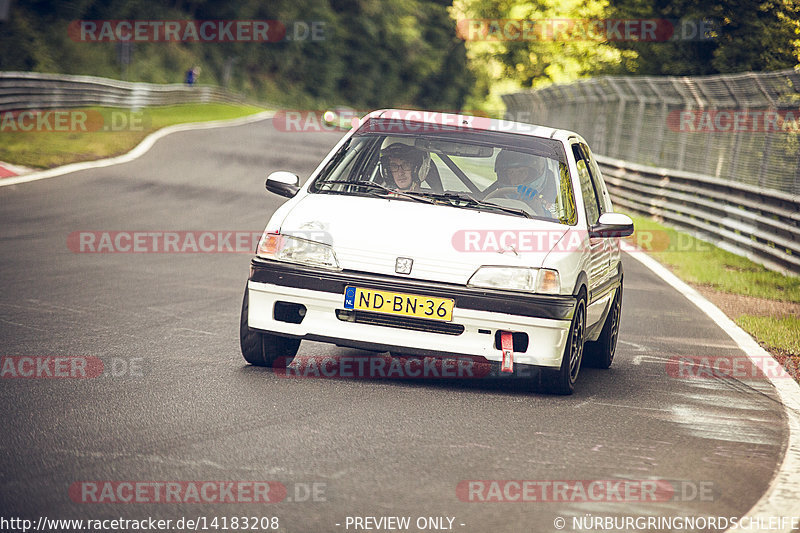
[0,0,472,110]
[603,0,800,75]
[453,0,629,113]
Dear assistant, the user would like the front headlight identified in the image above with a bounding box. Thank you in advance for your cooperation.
[257,232,340,270]
[467,266,561,294]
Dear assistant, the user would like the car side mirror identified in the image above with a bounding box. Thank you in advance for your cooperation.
[265,171,300,198]
[589,212,634,238]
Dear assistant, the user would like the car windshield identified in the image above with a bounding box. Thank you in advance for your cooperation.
[309,129,577,224]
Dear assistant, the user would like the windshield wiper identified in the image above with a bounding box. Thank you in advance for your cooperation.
[315,179,434,204]
[409,191,532,218]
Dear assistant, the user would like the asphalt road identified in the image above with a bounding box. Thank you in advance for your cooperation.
[0,118,790,533]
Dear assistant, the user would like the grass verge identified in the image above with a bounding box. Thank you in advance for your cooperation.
[625,215,800,301]
[735,315,800,355]
[0,103,266,169]
[624,213,800,381]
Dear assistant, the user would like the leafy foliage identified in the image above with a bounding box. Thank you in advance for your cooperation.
[597,0,800,75]
[453,0,630,112]
[1,0,797,110]
[454,0,800,110]
[0,0,472,109]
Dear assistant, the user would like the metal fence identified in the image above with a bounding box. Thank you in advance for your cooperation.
[503,69,800,275]
[502,68,800,196]
[0,71,246,112]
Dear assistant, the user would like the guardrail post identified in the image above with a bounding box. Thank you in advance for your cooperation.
[669,77,704,172]
[691,79,719,176]
[623,78,646,162]
[607,78,627,159]
[589,80,609,154]
[645,78,669,169]
[720,78,743,178]
[752,74,778,189]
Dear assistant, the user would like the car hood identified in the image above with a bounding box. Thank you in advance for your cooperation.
[278,193,570,285]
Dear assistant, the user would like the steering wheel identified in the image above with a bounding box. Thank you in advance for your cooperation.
[483,187,550,217]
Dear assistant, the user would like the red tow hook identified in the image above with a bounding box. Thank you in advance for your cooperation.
[500,331,514,373]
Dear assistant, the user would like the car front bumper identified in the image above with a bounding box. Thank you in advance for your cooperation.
[247,259,576,368]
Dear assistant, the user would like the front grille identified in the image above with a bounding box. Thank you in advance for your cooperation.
[336,309,465,336]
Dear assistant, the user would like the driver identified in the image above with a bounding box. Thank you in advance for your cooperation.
[380,143,430,192]
[493,149,557,216]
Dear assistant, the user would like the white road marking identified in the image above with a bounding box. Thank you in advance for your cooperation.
[618,339,647,351]
[592,401,672,412]
[621,241,800,532]
[0,317,48,331]
[0,111,274,188]
[630,354,675,365]
[176,327,217,336]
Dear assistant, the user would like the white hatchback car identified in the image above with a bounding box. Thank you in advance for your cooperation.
[241,110,633,394]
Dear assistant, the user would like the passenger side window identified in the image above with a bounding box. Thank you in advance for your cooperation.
[580,143,611,214]
[572,145,601,226]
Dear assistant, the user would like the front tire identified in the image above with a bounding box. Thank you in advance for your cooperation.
[544,295,586,395]
[584,281,622,369]
[239,286,300,367]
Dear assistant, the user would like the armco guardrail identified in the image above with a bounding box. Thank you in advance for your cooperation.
[596,155,800,275]
[0,71,245,112]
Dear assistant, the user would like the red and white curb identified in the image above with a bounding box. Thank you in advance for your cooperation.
[0,161,33,178]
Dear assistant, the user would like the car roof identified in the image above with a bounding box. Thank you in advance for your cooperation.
[365,109,585,145]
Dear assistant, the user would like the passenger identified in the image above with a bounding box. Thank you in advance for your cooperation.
[380,143,430,192]
[493,149,557,217]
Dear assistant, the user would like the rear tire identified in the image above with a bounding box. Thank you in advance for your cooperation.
[584,281,622,369]
[543,295,586,395]
[240,286,300,367]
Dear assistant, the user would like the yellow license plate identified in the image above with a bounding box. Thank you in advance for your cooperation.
[343,286,454,322]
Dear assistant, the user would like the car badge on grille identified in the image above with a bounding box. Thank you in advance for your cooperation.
[395,257,413,275]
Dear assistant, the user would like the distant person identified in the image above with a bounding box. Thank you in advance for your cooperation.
[185,66,200,86]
